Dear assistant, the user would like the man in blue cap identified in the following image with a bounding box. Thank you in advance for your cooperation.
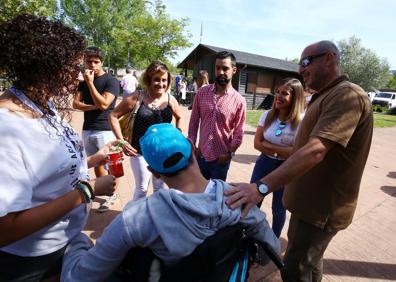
[61,123,279,281]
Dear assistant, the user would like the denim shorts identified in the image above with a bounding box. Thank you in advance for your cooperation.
[82,130,116,156]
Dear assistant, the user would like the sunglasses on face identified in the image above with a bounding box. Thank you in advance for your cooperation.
[275,122,286,136]
[298,52,328,68]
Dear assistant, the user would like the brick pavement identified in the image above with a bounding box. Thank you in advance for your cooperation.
[70,105,396,281]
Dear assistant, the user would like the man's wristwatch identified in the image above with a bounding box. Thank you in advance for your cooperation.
[229,151,236,158]
[255,180,270,197]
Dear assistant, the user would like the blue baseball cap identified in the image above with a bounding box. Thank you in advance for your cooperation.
[139,123,192,174]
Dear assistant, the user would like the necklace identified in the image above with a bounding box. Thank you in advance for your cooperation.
[148,91,160,110]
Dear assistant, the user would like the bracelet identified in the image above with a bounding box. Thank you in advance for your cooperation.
[75,180,95,203]
[79,180,95,200]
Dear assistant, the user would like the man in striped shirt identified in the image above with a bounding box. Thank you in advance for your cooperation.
[188,51,246,181]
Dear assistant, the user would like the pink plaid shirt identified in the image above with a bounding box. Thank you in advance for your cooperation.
[188,84,246,161]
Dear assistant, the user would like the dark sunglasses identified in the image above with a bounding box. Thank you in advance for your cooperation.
[275,122,286,136]
[298,52,328,68]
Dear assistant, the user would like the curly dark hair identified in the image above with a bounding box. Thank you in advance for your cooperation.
[0,14,86,125]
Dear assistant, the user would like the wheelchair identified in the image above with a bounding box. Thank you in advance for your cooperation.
[113,224,283,282]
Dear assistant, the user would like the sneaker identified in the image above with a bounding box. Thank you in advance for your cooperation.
[97,202,109,213]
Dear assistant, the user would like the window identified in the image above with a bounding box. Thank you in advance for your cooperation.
[256,72,273,94]
[246,72,257,93]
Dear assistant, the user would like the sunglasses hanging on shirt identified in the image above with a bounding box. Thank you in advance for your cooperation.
[275,122,286,136]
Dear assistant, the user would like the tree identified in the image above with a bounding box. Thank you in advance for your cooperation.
[386,73,396,90]
[0,0,57,22]
[61,0,191,69]
[338,36,390,91]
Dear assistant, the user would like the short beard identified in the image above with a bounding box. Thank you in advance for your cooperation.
[215,76,230,86]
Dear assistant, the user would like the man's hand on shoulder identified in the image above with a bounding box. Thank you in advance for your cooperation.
[224,183,263,217]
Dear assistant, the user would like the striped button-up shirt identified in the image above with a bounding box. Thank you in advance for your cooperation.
[188,84,246,161]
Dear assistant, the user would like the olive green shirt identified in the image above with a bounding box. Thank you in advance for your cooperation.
[283,76,373,231]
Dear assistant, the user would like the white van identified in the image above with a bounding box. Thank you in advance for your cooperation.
[372,92,396,110]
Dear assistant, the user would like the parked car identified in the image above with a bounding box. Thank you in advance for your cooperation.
[367,92,376,102]
[371,92,396,110]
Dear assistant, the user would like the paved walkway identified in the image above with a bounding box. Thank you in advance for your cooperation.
[70,105,396,281]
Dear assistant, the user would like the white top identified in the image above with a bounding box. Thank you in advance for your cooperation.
[0,109,89,256]
[120,73,138,96]
[257,110,300,160]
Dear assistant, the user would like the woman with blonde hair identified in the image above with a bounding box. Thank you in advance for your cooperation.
[109,60,182,200]
[250,77,305,237]
[189,70,209,110]
[197,70,209,89]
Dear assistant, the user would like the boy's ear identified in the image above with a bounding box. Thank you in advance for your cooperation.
[147,166,161,179]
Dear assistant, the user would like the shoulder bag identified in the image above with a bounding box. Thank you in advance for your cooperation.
[119,91,144,142]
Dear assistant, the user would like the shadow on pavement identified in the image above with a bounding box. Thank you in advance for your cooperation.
[387,171,396,179]
[233,154,258,165]
[323,259,396,280]
[380,185,396,197]
[244,130,256,136]
[84,209,121,239]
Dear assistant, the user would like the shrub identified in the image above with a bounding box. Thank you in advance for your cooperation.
[387,107,396,115]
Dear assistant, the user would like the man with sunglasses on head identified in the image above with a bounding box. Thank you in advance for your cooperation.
[225,40,373,281]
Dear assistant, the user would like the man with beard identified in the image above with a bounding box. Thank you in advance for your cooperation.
[188,51,246,181]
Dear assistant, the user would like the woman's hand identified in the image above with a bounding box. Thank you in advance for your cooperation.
[217,153,232,164]
[87,140,121,168]
[120,142,138,157]
[93,175,116,196]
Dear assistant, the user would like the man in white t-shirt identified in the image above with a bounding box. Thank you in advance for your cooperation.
[120,67,138,98]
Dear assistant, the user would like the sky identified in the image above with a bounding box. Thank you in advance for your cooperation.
[162,0,396,70]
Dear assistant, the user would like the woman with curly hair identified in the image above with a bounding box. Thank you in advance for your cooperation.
[109,60,182,200]
[0,14,115,280]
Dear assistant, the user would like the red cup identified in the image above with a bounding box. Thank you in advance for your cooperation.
[107,151,124,178]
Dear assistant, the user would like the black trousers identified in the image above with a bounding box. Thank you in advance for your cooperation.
[0,245,66,282]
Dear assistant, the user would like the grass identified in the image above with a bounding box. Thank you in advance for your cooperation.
[246,110,396,128]
[373,112,396,128]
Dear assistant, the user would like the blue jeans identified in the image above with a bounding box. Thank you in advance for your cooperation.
[198,156,231,181]
[250,154,286,238]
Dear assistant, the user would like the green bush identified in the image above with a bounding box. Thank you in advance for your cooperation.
[372,105,386,112]
[387,107,396,115]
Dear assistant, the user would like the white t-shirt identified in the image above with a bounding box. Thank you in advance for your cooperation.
[0,109,89,256]
[257,110,300,160]
[121,73,138,96]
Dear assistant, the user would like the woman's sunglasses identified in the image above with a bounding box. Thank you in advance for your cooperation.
[275,122,286,136]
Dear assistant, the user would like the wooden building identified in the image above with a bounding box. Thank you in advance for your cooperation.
[177,44,301,109]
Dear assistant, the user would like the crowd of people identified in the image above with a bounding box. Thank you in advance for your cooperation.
[0,14,373,282]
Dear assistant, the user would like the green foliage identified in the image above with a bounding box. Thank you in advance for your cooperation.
[387,107,396,115]
[60,0,192,70]
[386,73,396,90]
[246,110,396,128]
[338,36,391,91]
[0,0,57,22]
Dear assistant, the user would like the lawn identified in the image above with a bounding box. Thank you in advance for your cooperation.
[246,110,396,128]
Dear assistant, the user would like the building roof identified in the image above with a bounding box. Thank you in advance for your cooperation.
[178,44,299,73]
